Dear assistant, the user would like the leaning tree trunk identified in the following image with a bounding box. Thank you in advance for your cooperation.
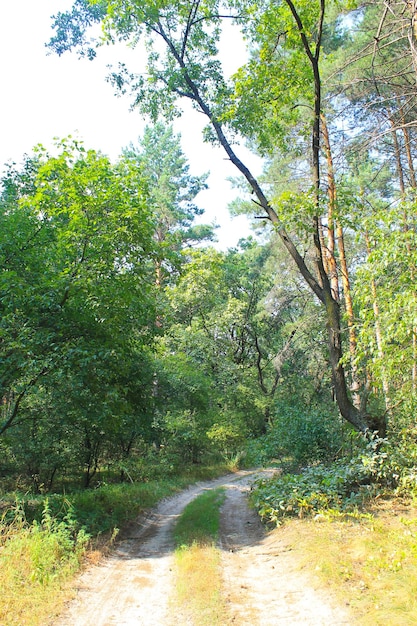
[283,0,381,433]
[156,0,385,434]
[320,113,339,302]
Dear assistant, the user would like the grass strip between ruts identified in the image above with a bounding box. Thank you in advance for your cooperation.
[172,487,228,626]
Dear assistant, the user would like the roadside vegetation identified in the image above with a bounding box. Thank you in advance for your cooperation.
[248,431,417,624]
[267,497,417,625]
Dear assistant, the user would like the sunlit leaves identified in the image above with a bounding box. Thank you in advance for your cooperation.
[49,0,234,122]
[0,139,155,437]
[354,200,417,399]
[226,0,326,154]
[49,0,107,58]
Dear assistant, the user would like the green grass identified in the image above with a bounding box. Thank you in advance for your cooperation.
[3,463,229,536]
[0,504,89,626]
[173,487,226,547]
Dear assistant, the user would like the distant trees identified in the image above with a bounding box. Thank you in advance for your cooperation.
[122,123,213,288]
[152,237,333,462]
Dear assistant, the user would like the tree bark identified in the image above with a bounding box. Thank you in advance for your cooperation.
[390,113,406,196]
[401,106,417,188]
[320,113,339,302]
[320,113,362,409]
[399,112,417,391]
[365,232,391,417]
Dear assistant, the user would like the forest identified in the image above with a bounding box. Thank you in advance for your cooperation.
[1,0,417,622]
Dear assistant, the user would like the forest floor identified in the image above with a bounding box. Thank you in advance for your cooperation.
[52,470,352,626]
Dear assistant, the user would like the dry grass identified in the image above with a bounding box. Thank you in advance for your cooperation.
[174,543,227,626]
[0,526,78,626]
[275,497,417,625]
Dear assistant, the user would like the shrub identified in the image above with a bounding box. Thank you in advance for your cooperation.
[244,403,346,469]
[249,433,405,525]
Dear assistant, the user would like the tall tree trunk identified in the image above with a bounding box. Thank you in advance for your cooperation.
[285,0,374,432]
[399,107,417,390]
[336,222,362,405]
[390,113,406,195]
[401,107,417,188]
[320,114,339,302]
[157,1,381,434]
[321,113,362,410]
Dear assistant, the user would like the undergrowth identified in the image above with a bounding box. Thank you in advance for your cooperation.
[3,463,228,536]
[250,434,417,525]
[0,501,89,626]
[250,459,374,524]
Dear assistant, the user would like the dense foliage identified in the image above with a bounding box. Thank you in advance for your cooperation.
[0,0,416,510]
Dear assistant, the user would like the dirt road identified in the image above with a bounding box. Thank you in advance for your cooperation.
[54,470,351,625]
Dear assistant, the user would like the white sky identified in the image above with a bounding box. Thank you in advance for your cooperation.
[0,0,263,249]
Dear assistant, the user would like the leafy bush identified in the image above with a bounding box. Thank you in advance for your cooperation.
[250,458,372,525]
[274,404,346,466]
[244,431,283,469]
[206,415,248,462]
[244,403,346,469]
[249,433,409,525]
[380,398,417,496]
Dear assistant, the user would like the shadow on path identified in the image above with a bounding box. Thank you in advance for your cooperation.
[54,469,351,626]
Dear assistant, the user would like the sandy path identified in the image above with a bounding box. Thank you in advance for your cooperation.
[219,476,351,625]
[54,470,352,626]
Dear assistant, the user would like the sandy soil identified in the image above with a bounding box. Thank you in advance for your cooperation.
[54,470,352,626]
[219,473,351,625]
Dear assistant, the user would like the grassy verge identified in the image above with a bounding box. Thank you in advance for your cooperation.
[172,488,228,626]
[273,498,417,625]
[0,464,229,626]
[0,505,88,626]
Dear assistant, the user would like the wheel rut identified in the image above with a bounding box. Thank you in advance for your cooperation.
[54,470,351,626]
